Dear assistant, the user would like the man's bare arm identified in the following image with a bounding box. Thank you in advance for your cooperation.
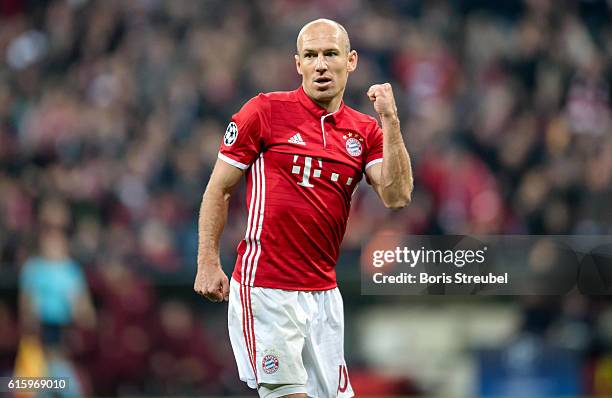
[366,83,413,209]
[194,159,244,302]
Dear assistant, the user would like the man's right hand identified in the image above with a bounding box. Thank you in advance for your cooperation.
[194,264,230,303]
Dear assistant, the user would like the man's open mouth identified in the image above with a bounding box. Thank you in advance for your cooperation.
[314,77,332,84]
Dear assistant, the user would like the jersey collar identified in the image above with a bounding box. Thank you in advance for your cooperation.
[296,85,346,124]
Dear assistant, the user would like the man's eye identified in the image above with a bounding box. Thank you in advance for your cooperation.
[304,54,315,58]
[325,52,337,57]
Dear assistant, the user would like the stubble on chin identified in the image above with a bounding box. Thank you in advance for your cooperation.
[312,88,335,100]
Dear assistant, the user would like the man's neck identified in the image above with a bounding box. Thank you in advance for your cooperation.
[313,96,342,114]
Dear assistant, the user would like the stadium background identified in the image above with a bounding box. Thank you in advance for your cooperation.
[0,0,611,396]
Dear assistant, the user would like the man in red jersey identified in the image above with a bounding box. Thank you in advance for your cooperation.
[194,18,413,398]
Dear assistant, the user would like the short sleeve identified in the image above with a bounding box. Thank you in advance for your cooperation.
[364,121,384,171]
[218,95,266,170]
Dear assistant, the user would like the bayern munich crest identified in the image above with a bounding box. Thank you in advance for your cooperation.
[345,136,363,157]
[262,354,280,374]
[224,122,238,146]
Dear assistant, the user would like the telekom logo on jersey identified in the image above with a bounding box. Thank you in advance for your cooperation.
[291,155,354,188]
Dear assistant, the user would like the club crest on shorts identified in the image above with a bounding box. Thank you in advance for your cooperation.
[224,122,238,146]
[262,354,280,374]
[342,132,364,157]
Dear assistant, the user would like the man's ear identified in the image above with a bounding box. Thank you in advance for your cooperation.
[347,50,358,73]
[295,54,303,76]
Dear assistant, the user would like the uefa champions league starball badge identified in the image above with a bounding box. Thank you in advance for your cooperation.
[224,122,238,146]
[343,132,364,157]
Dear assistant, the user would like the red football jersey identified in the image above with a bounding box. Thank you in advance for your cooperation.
[219,86,383,290]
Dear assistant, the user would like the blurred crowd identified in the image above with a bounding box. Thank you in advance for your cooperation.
[0,0,611,396]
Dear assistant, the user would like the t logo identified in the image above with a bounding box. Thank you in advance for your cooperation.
[292,155,322,188]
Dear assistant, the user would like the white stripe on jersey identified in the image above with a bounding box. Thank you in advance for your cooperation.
[218,152,249,170]
[241,156,260,378]
[240,154,266,381]
[365,157,383,170]
[245,154,264,287]
[250,155,265,285]
[241,156,259,284]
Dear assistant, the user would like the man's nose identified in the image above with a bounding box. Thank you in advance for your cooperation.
[315,54,327,72]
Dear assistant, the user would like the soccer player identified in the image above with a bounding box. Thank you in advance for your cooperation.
[194,18,413,398]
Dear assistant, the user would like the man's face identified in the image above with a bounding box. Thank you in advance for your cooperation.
[295,23,357,106]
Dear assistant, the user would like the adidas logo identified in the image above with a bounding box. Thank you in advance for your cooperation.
[288,133,306,146]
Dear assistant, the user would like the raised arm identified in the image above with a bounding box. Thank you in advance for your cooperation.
[194,159,244,302]
[365,83,413,209]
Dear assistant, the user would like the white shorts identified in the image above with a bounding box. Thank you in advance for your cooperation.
[228,278,354,398]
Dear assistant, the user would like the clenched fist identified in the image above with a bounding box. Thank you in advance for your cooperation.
[367,83,398,119]
[194,264,230,303]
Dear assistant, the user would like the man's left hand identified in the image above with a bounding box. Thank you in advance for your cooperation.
[367,83,398,119]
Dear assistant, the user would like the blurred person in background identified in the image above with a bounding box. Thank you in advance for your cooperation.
[194,18,413,398]
[149,299,225,394]
[19,228,96,396]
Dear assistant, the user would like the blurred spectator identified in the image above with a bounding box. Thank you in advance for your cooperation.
[19,228,95,396]
[19,228,95,342]
[149,300,224,394]
[87,257,155,395]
